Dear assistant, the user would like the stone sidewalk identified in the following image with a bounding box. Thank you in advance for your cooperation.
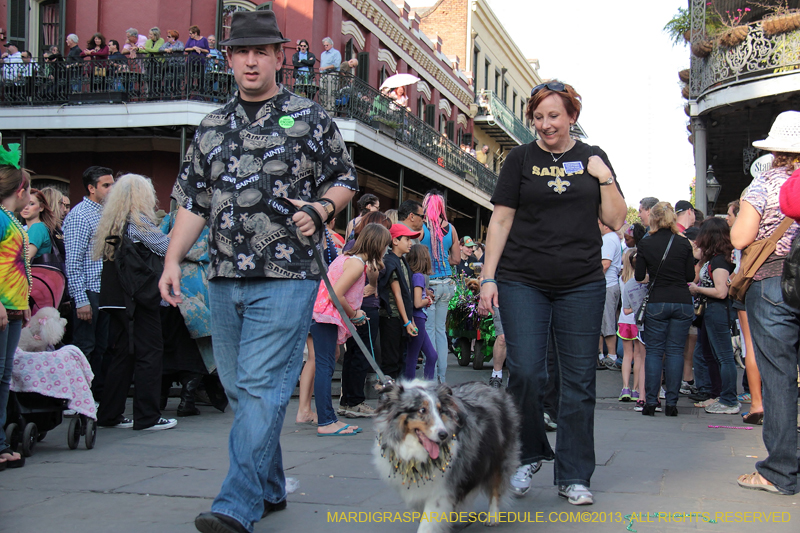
[1,356,798,533]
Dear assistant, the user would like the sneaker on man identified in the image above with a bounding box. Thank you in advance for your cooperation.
[142,418,178,431]
[543,413,557,431]
[337,405,347,416]
[601,357,618,370]
[100,417,133,429]
[618,388,632,402]
[488,376,503,389]
[689,391,712,402]
[659,387,666,399]
[510,461,541,496]
[558,484,593,505]
[343,402,376,418]
[704,401,741,415]
[679,381,695,395]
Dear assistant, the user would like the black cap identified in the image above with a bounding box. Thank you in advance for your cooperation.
[675,200,694,214]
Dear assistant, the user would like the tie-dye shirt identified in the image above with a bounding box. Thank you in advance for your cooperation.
[0,208,30,310]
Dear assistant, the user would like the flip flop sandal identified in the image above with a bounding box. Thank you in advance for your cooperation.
[317,424,362,437]
[741,411,764,425]
[737,472,780,493]
[0,448,25,469]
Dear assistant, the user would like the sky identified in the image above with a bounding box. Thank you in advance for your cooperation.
[487,0,696,209]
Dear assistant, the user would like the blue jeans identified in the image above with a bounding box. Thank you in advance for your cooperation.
[745,276,800,494]
[692,326,711,394]
[702,300,738,406]
[208,278,317,530]
[643,302,693,406]
[0,319,23,450]
[310,321,340,427]
[499,279,605,487]
[426,278,455,383]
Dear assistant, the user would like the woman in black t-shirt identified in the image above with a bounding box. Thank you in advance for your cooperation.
[634,202,695,415]
[478,80,626,504]
[688,218,738,413]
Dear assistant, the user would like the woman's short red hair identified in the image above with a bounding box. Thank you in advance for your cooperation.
[526,80,582,123]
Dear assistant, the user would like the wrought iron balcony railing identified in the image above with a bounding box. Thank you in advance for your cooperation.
[0,59,498,196]
[690,21,800,98]
[475,90,535,145]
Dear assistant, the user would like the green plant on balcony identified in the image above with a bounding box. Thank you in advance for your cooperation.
[664,6,725,46]
[754,0,800,36]
[372,116,401,130]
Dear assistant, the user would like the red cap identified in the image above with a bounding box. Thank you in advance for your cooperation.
[390,223,421,240]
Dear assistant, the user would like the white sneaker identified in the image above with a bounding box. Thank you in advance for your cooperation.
[510,461,541,496]
[659,387,666,399]
[142,418,177,431]
[558,484,593,505]
[704,401,741,415]
[543,413,557,431]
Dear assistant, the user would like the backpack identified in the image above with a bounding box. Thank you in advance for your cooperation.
[781,234,800,308]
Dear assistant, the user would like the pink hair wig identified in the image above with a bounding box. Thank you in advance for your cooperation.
[423,192,448,268]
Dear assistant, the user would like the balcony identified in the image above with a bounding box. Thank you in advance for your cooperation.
[690,21,800,101]
[473,90,536,149]
[0,60,497,197]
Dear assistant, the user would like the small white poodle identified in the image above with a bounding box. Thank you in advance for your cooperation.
[18,307,68,352]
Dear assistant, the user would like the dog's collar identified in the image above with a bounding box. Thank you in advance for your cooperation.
[377,435,456,487]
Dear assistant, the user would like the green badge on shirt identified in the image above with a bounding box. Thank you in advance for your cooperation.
[278,116,295,128]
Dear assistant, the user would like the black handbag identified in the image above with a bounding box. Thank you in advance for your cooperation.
[636,234,675,327]
[781,233,800,308]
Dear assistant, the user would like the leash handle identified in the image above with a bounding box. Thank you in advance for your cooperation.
[274,198,392,386]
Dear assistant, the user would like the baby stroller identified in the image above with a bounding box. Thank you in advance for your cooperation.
[6,343,97,456]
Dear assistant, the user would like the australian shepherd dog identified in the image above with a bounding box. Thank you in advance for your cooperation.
[373,380,521,532]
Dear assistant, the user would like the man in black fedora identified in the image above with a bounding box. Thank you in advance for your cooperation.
[160,10,358,533]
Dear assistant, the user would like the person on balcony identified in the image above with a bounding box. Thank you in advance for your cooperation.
[139,28,164,57]
[65,34,82,63]
[121,28,146,59]
[184,26,209,62]
[476,144,491,168]
[1,41,22,81]
[206,35,225,72]
[160,30,185,57]
[108,40,125,61]
[291,40,316,83]
[319,37,341,72]
[339,57,358,76]
[81,33,109,61]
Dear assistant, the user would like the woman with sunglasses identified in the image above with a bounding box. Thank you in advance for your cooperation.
[479,80,626,505]
[292,40,317,86]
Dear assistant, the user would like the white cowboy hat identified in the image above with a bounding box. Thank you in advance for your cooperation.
[752,110,800,153]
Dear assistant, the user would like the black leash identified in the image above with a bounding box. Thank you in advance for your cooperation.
[278,199,392,386]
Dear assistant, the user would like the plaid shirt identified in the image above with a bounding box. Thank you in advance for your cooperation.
[63,197,103,308]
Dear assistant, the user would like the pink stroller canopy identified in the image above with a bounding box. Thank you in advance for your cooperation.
[30,265,66,314]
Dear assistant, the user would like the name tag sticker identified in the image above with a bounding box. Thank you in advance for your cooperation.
[563,161,584,174]
[278,116,295,128]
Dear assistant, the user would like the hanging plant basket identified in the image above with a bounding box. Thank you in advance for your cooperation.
[684,103,691,117]
[683,30,692,43]
[688,134,694,145]
[762,12,800,36]
[691,39,714,58]
[678,69,690,83]
[719,26,750,48]
[681,85,690,99]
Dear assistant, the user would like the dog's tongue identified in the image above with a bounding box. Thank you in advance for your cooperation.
[416,430,440,460]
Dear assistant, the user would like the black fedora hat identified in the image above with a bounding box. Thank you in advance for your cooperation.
[219,10,290,47]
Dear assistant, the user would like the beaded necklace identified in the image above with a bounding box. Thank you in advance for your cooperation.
[324,229,337,266]
[377,434,455,487]
[0,204,32,297]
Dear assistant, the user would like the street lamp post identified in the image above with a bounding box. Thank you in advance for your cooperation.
[706,165,721,215]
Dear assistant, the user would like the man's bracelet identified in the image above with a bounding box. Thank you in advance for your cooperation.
[480,279,497,286]
[403,320,412,327]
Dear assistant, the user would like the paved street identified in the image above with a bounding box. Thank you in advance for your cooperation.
[1,354,798,533]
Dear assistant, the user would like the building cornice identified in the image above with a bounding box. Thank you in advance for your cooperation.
[338,0,473,112]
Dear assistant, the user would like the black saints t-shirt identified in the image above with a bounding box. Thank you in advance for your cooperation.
[491,140,623,289]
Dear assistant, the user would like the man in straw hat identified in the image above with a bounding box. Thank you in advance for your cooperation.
[159,10,358,533]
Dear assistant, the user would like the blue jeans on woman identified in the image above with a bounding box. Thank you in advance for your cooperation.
[745,276,800,495]
[208,278,317,531]
[643,302,693,406]
[426,278,455,383]
[702,299,738,406]
[499,279,605,487]
[0,319,23,451]
[310,321,341,427]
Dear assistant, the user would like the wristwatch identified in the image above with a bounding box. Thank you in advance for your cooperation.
[316,198,336,222]
[599,176,615,186]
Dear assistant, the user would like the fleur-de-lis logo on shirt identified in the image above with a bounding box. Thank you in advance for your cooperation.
[220,212,233,229]
[547,177,571,194]
[237,253,255,270]
[275,243,294,262]
[272,180,289,197]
